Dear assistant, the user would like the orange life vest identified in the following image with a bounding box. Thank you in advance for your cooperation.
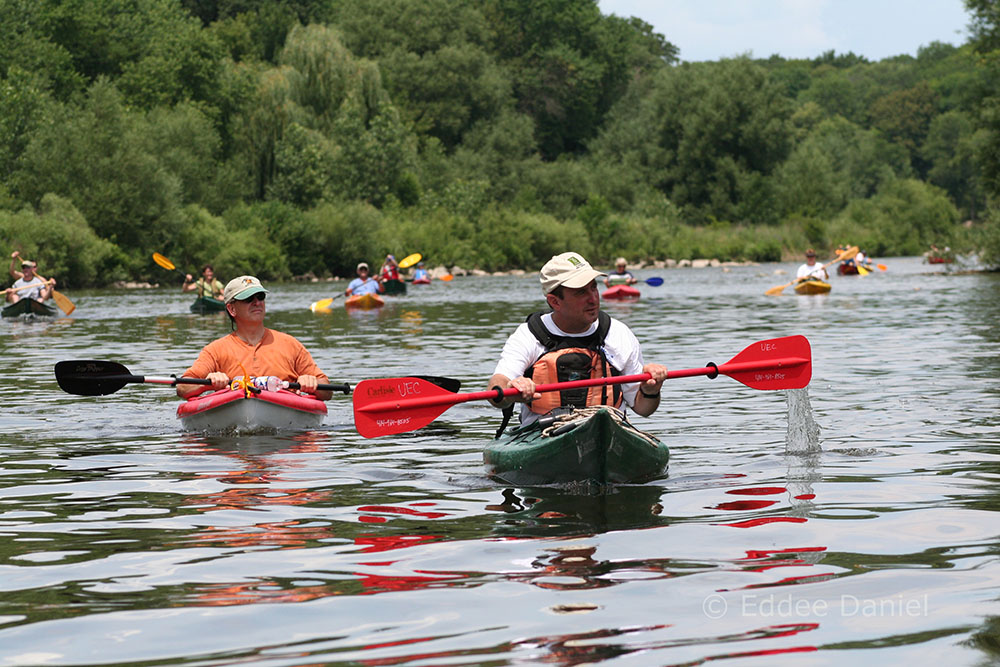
[523,311,623,414]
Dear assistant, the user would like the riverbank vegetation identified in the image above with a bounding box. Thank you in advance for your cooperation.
[2,0,1000,285]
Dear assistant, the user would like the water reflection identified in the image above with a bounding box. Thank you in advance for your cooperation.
[487,485,668,538]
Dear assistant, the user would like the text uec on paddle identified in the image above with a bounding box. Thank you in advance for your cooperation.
[353,335,812,438]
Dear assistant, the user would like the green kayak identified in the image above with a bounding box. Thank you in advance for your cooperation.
[2,298,57,318]
[190,296,226,314]
[382,279,407,296]
[484,407,669,486]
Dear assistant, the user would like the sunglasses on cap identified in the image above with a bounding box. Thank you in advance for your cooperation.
[237,293,266,303]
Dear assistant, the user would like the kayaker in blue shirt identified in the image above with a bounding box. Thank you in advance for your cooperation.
[604,257,638,286]
[488,252,668,427]
[346,262,384,297]
[412,262,429,282]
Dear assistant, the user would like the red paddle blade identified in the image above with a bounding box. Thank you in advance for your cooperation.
[354,377,468,438]
[718,335,811,390]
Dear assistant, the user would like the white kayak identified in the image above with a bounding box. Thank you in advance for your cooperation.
[176,388,327,433]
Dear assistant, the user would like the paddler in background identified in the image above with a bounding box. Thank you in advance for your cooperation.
[411,261,430,282]
[345,262,383,296]
[796,249,829,281]
[182,264,224,299]
[176,276,333,400]
[6,251,55,304]
[379,254,400,282]
[603,257,638,286]
[488,251,668,429]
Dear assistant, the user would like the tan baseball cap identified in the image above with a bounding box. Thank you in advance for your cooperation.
[223,275,268,303]
[21,260,36,268]
[357,262,369,271]
[540,252,606,294]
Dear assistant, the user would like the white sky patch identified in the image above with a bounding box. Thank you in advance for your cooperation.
[598,0,970,62]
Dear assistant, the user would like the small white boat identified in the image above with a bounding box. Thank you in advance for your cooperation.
[177,388,327,433]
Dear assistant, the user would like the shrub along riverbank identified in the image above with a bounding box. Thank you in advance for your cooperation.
[0,176,968,286]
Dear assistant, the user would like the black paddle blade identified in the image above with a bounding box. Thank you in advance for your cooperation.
[413,376,461,393]
[55,360,138,396]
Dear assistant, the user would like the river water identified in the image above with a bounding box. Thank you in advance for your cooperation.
[1,256,999,665]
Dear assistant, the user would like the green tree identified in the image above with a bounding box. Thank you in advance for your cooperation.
[0,67,53,183]
[799,65,871,124]
[776,116,908,219]
[923,110,985,220]
[869,82,940,176]
[328,0,513,150]
[594,58,792,224]
[481,0,676,158]
[26,0,224,109]
[0,194,119,286]
[10,79,185,270]
[0,0,84,99]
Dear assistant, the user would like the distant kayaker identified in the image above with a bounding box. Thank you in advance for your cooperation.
[380,254,400,282]
[182,264,224,299]
[412,262,430,283]
[796,249,828,281]
[177,275,333,400]
[488,251,669,427]
[346,262,384,296]
[604,257,638,286]
[5,251,55,304]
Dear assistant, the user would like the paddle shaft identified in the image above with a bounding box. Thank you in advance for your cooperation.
[8,280,53,293]
[85,373,350,393]
[358,356,809,414]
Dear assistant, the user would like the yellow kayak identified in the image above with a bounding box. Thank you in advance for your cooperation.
[794,279,831,295]
[345,292,385,309]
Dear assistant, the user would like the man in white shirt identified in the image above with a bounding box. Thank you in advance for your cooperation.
[796,249,829,281]
[488,252,668,426]
[5,254,54,304]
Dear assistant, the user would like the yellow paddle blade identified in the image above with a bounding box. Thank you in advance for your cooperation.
[51,289,75,315]
[765,282,791,296]
[310,298,334,312]
[438,273,453,282]
[152,252,176,271]
[838,246,859,262]
[398,253,421,269]
[857,265,870,276]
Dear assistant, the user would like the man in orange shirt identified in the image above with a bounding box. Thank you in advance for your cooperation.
[177,276,333,400]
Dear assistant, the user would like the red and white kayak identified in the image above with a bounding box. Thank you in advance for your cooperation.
[177,388,327,433]
[603,285,641,300]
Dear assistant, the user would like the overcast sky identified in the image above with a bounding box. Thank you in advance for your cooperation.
[597,0,971,62]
